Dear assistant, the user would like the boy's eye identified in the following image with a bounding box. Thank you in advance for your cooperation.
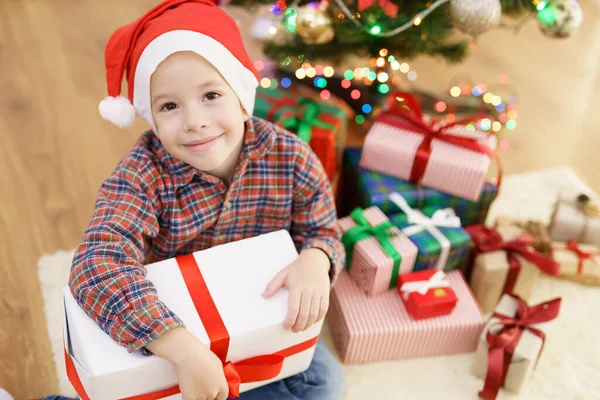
[159,102,178,112]
[204,92,221,101]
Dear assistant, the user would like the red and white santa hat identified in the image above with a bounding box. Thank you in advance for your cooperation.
[98,0,259,132]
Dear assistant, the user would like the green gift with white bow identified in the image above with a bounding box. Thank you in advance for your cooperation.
[388,192,473,272]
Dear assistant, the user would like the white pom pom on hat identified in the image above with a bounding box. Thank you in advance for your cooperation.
[99,0,259,130]
[98,96,137,128]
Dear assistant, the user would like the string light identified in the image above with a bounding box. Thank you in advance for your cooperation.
[379,48,388,57]
[355,115,365,124]
[376,57,385,68]
[323,66,335,77]
[400,63,410,73]
[341,79,351,89]
[332,0,449,37]
[351,89,361,100]
[377,72,389,83]
[407,71,417,81]
[450,86,461,97]
[260,78,271,88]
[320,89,331,100]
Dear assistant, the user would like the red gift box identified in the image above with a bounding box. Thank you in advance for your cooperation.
[397,269,458,320]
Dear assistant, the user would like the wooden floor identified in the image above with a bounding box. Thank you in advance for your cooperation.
[1,0,599,398]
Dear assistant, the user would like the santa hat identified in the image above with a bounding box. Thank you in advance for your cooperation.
[98,0,259,132]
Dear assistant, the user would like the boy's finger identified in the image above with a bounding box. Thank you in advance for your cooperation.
[292,292,313,333]
[303,294,320,331]
[284,288,301,330]
[316,294,329,323]
[262,269,287,298]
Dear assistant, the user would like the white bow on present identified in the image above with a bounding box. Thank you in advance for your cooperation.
[399,270,450,301]
[388,192,462,270]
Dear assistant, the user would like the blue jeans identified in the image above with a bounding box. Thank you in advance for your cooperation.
[233,338,346,400]
[43,338,345,400]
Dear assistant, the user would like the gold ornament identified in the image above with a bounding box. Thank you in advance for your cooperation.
[450,0,501,38]
[295,3,335,45]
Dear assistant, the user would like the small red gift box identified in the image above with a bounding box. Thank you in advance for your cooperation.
[397,269,458,320]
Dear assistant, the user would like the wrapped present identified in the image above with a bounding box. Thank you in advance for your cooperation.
[254,87,347,180]
[472,294,561,400]
[551,240,600,286]
[397,269,457,320]
[327,270,484,364]
[388,192,472,272]
[466,225,560,314]
[359,91,500,201]
[548,193,600,248]
[338,206,418,296]
[63,230,322,400]
[494,217,552,256]
[338,147,497,225]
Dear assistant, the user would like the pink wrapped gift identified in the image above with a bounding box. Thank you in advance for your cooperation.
[327,270,484,364]
[359,92,499,201]
[338,206,418,296]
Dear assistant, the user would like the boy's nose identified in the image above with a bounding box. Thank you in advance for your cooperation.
[183,108,210,132]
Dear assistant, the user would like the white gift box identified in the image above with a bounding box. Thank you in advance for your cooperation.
[63,230,323,400]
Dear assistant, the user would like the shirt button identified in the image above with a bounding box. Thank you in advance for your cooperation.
[223,200,232,210]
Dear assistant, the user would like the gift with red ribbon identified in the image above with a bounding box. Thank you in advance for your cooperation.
[328,270,484,364]
[472,294,561,399]
[397,269,458,320]
[338,206,418,296]
[359,91,501,202]
[551,240,600,286]
[254,87,348,180]
[62,230,322,400]
[466,224,560,313]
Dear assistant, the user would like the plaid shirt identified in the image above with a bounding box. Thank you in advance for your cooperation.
[69,117,344,353]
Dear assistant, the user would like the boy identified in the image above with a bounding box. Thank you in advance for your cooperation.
[68,0,346,399]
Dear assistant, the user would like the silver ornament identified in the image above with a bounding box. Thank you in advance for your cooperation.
[450,0,502,38]
[537,0,583,38]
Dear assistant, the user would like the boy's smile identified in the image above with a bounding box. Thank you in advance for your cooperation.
[150,51,249,183]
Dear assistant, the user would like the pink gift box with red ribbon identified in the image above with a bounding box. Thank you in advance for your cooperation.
[62,230,322,400]
[359,92,500,202]
[327,270,484,364]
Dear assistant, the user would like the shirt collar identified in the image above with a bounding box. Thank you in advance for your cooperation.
[151,117,276,188]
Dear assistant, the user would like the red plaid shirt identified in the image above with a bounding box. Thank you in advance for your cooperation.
[69,117,344,352]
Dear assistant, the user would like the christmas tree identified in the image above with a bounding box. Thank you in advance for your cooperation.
[231,0,582,65]
[232,0,582,121]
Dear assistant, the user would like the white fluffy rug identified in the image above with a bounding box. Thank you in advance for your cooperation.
[38,167,600,399]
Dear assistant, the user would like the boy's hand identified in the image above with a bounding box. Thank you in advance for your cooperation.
[146,327,229,400]
[263,248,331,333]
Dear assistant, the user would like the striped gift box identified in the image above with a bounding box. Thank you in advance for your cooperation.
[359,112,497,202]
[338,148,497,226]
[328,270,484,364]
[338,207,418,296]
[390,209,473,273]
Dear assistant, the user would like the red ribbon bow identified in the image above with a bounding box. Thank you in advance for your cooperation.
[562,239,600,275]
[466,225,560,294]
[357,0,398,18]
[379,91,503,190]
[479,294,561,400]
[65,253,318,400]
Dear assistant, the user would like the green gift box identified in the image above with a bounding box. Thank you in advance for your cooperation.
[253,86,347,148]
[387,193,473,273]
[253,87,348,180]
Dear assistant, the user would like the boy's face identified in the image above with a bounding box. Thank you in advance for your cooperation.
[150,51,248,178]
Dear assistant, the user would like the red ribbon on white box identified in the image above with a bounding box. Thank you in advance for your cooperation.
[399,270,450,301]
[65,253,318,400]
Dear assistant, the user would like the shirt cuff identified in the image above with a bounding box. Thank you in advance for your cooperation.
[112,300,186,353]
[302,237,344,285]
